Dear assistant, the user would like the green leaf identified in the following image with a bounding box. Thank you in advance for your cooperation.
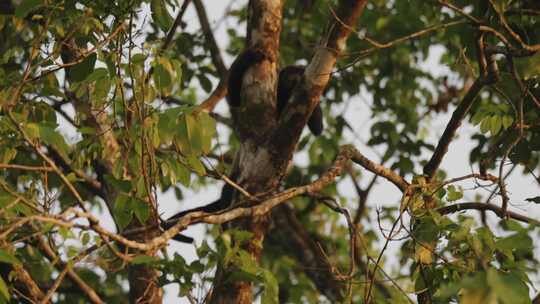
[85,68,108,82]
[167,158,191,187]
[104,175,132,192]
[375,17,389,30]
[471,111,486,125]
[197,112,216,154]
[197,74,212,93]
[235,250,259,277]
[0,148,16,164]
[69,53,97,83]
[0,250,20,265]
[260,270,279,304]
[153,61,172,95]
[132,197,150,223]
[132,255,158,265]
[502,115,513,130]
[487,268,530,304]
[414,218,439,243]
[42,73,63,97]
[24,122,40,140]
[176,114,194,155]
[0,276,9,301]
[447,185,463,202]
[38,124,70,158]
[151,0,173,32]
[489,115,502,135]
[187,156,206,176]
[93,77,111,102]
[480,117,490,134]
[114,193,133,229]
[15,0,43,18]
[158,107,184,144]
[81,232,90,246]
[131,53,147,64]
[189,114,204,156]
[496,233,532,252]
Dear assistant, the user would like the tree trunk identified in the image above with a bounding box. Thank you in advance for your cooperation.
[209,0,367,302]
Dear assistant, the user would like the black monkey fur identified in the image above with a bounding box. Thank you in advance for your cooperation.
[227,50,323,135]
[226,48,267,107]
[277,66,324,136]
[164,50,324,242]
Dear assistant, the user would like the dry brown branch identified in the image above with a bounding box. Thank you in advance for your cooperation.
[271,204,345,301]
[488,0,540,52]
[496,57,525,214]
[6,111,88,212]
[435,0,481,24]
[41,266,70,304]
[316,195,357,298]
[35,233,104,304]
[350,148,409,192]
[343,19,466,69]
[13,263,48,303]
[1,241,47,302]
[2,145,400,255]
[0,163,53,172]
[365,198,407,303]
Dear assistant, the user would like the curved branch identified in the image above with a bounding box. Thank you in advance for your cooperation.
[437,202,540,225]
[349,147,409,192]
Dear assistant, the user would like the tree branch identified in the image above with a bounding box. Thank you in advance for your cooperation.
[423,78,484,179]
[437,202,540,225]
[271,0,368,156]
[349,147,409,192]
[193,0,229,113]
[193,0,227,78]
[34,232,104,304]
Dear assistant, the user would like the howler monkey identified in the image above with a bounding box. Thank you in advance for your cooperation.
[227,49,324,135]
[163,49,324,242]
[277,66,324,135]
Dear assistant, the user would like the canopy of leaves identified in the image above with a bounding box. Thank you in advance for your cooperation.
[0,0,539,303]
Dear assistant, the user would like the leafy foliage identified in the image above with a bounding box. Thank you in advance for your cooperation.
[0,0,539,303]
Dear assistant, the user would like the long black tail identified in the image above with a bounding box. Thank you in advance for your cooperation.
[162,184,234,243]
[277,66,324,136]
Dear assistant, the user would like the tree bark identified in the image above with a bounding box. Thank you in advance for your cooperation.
[209,0,368,302]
